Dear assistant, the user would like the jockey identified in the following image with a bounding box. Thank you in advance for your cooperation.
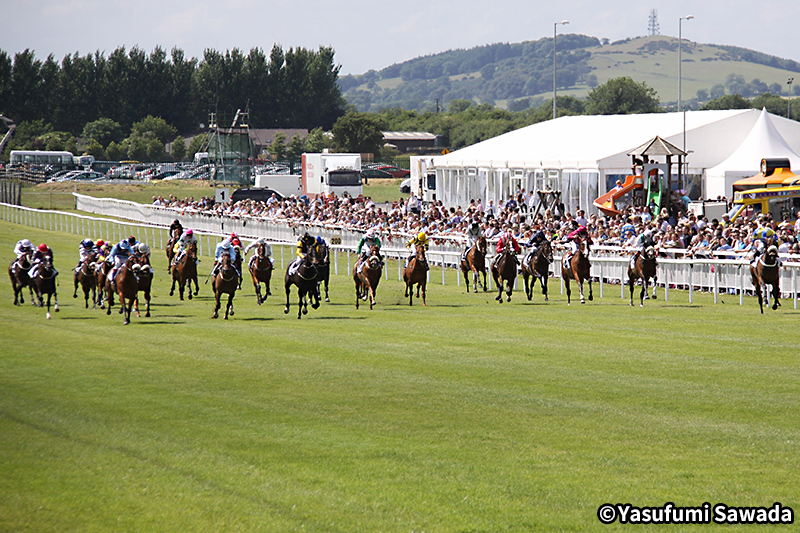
[29,243,55,278]
[244,237,274,269]
[751,217,776,258]
[13,238,34,260]
[296,232,317,258]
[107,237,135,286]
[134,242,150,259]
[462,221,483,262]
[95,240,110,263]
[212,236,240,278]
[522,227,548,265]
[173,229,198,265]
[405,231,429,268]
[75,238,95,272]
[631,228,657,264]
[169,219,183,240]
[357,228,382,263]
[562,223,592,267]
[493,228,521,268]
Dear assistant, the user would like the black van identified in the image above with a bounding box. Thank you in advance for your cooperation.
[230,187,284,203]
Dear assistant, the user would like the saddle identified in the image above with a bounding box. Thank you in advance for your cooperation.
[288,257,303,276]
[562,254,573,276]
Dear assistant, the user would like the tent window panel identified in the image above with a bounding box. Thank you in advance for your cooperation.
[583,171,599,215]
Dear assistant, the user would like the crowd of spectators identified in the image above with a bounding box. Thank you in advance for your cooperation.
[152,190,800,258]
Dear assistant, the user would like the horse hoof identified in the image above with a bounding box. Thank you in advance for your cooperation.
[325,297,330,303]
[652,295,658,300]
[188,293,192,300]
[588,295,593,301]
[170,290,174,296]
[145,312,150,317]
[46,312,51,319]
[640,303,644,308]
[123,320,129,325]
[73,293,77,298]
[284,308,289,314]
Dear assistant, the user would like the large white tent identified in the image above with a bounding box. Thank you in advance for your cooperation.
[430,109,800,214]
[705,109,800,198]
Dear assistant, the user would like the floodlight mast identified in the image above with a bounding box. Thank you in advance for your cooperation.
[553,20,569,120]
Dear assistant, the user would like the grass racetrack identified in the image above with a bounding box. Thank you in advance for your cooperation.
[1,219,799,530]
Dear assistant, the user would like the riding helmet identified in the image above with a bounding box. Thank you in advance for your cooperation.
[186,229,194,236]
[38,243,48,252]
[418,231,426,241]
[128,235,136,244]
[316,236,323,244]
[82,238,93,248]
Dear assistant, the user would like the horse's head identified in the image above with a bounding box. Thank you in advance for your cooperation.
[477,236,487,254]
[366,253,381,270]
[643,246,656,260]
[219,251,232,269]
[765,245,779,262]
[256,241,266,258]
[369,245,382,259]
[415,244,427,261]
[541,239,554,262]
[188,241,198,257]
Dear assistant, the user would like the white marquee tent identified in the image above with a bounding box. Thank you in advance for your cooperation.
[430,109,800,214]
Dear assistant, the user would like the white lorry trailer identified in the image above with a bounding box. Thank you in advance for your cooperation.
[301,153,363,198]
[409,155,437,203]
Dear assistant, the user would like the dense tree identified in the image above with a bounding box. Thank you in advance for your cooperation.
[82,118,124,147]
[751,93,788,116]
[106,141,126,161]
[268,132,287,161]
[701,94,751,110]
[171,136,187,161]
[84,138,106,159]
[186,134,207,160]
[332,112,386,154]
[131,115,177,144]
[585,77,661,115]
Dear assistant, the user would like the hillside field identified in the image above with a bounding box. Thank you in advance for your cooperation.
[1,220,799,530]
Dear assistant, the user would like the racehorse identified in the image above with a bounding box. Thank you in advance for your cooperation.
[284,248,320,319]
[627,246,658,307]
[94,260,112,309]
[233,245,244,289]
[73,252,97,309]
[32,254,59,319]
[750,245,781,313]
[316,240,331,302]
[354,245,382,310]
[170,241,199,300]
[9,254,36,306]
[521,239,553,302]
[166,228,180,273]
[491,241,519,303]
[561,239,593,304]
[133,253,153,318]
[248,241,273,305]
[461,236,488,293]
[403,244,428,306]
[105,255,139,325]
[212,252,239,319]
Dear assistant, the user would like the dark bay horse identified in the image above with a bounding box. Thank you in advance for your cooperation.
[73,252,97,309]
[248,242,273,305]
[105,256,139,325]
[94,260,112,309]
[166,228,181,273]
[354,245,382,310]
[561,240,593,304]
[284,249,320,319]
[750,245,781,313]
[233,245,244,289]
[461,236,488,293]
[316,240,331,302]
[521,239,553,302]
[403,244,428,306]
[32,254,59,319]
[9,254,36,306]
[170,241,199,300]
[491,242,518,303]
[212,252,239,319]
[133,253,153,318]
[627,246,658,307]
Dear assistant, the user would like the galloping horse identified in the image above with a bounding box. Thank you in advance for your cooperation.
[212,252,239,319]
[166,228,181,273]
[105,256,139,325]
[561,240,593,304]
[403,244,428,306]
[491,242,518,303]
[627,246,658,307]
[316,240,331,302]
[750,245,781,313]
[521,239,553,302]
[94,260,112,309]
[133,253,153,318]
[461,236,488,293]
[170,241,199,300]
[248,241,273,305]
[9,254,36,306]
[284,249,320,319]
[354,245,382,310]
[233,245,244,289]
[32,254,59,319]
[73,252,97,309]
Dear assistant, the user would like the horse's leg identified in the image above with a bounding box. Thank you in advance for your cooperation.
[564,276,572,305]
[771,282,780,310]
[212,289,221,319]
[298,289,305,319]
[73,272,79,298]
[462,265,470,293]
[493,269,503,302]
[421,280,427,307]
[408,282,413,306]
[651,273,658,299]
[224,293,232,319]
[628,272,635,306]
[523,270,531,301]
[639,278,646,307]
[542,275,548,301]
[507,275,513,302]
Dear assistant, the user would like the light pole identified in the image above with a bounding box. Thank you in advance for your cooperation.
[679,15,694,151]
[788,78,794,120]
[553,20,569,120]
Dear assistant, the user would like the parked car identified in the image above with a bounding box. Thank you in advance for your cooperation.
[230,187,285,203]
[376,164,410,179]
[360,168,394,182]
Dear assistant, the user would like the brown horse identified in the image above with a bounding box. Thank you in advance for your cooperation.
[491,242,519,303]
[461,236,488,293]
[233,245,244,289]
[403,244,428,306]
[105,256,140,325]
[133,253,153,318]
[94,260,112,309]
[32,254,59,319]
[521,239,553,302]
[316,240,331,303]
[73,252,97,309]
[9,254,36,306]
[166,228,181,273]
[561,240,593,304]
[354,245,382,310]
[248,242,273,305]
[212,252,239,319]
[750,245,781,313]
[170,241,199,300]
[627,246,658,307]
[284,248,320,319]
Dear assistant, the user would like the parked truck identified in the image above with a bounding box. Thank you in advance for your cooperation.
[410,155,437,203]
[301,153,363,198]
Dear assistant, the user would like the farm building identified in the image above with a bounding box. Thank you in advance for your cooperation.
[430,109,800,214]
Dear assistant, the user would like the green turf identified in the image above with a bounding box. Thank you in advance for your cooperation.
[1,220,799,531]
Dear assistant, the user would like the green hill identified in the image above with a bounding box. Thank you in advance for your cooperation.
[340,35,800,112]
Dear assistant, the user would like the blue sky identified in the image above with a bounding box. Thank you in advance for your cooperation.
[2,0,799,75]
